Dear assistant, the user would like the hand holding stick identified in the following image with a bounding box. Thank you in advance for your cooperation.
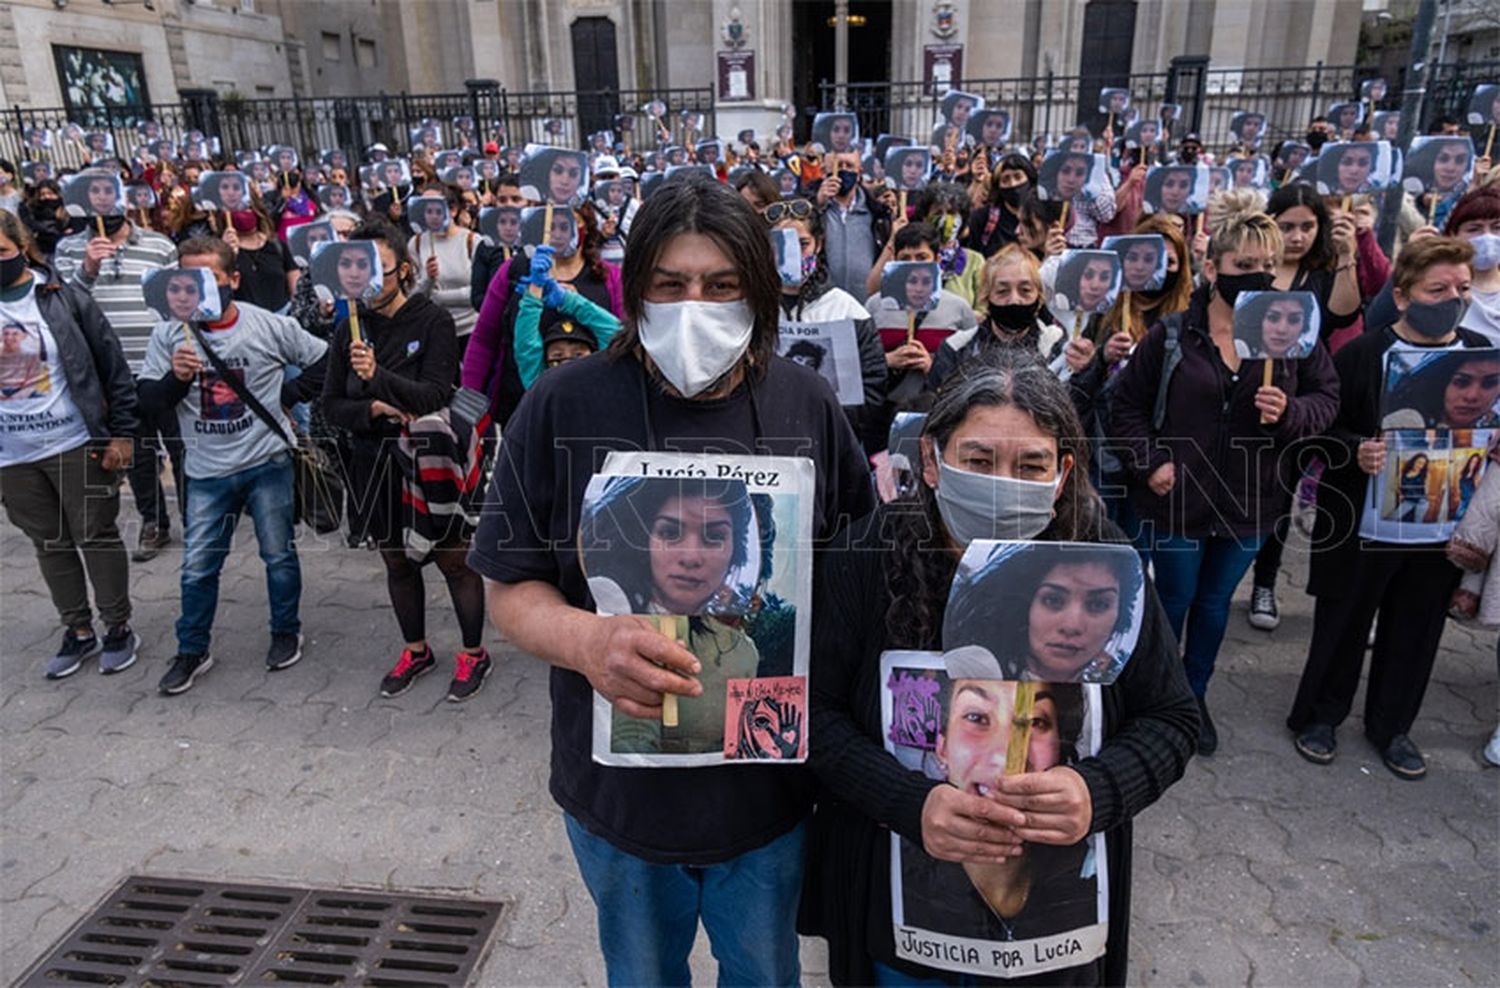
[655,615,684,727]
[348,300,363,346]
[906,310,917,347]
[1260,358,1275,424]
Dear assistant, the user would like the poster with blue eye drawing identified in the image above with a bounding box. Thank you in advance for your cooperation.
[579,452,815,768]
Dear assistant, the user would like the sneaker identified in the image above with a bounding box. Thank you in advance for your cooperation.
[1248,585,1280,631]
[131,525,171,562]
[1294,723,1337,764]
[1195,695,1218,757]
[47,628,101,679]
[158,653,213,695]
[379,646,436,697]
[1380,733,1427,780]
[1483,725,1500,768]
[266,632,303,671]
[447,648,492,702]
[99,625,140,674]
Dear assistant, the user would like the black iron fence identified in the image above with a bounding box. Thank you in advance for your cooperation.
[821,59,1500,153]
[1,85,715,169]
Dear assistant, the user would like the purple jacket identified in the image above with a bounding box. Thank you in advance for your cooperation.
[1110,289,1341,539]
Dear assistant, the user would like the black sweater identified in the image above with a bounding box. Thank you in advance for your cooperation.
[320,293,458,437]
[800,507,1199,985]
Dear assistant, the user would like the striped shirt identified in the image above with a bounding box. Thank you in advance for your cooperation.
[53,225,178,374]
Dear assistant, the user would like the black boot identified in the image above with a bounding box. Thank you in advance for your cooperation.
[1196,695,1218,756]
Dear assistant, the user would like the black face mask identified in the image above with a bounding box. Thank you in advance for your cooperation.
[99,215,127,236]
[1214,270,1275,307]
[1178,148,1200,165]
[0,251,27,286]
[1305,131,1329,151]
[836,169,859,196]
[1135,266,1180,301]
[998,183,1029,207]
[989,300,1041,332]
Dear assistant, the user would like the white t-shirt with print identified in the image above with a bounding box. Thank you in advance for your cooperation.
[0,282,92,468]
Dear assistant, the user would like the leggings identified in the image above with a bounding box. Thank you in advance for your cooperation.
[379,541,485,650]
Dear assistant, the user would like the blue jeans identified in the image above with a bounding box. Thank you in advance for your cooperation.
[874,961,979,986]
[1150,532,1266,697]
[564,814,805,987]
[177,453,301,655]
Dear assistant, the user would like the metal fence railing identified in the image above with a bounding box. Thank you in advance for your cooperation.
[1,86,716,169]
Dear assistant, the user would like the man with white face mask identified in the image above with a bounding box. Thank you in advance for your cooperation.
[469,173,874,986]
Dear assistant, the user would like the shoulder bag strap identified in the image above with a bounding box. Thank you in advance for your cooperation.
[188,322,293,449]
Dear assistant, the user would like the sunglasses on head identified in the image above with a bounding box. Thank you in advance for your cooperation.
[760,199,814,223]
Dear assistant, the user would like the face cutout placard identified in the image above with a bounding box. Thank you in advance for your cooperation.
[308,239,383,303]
[878,261,942,313]
[141,267,222,324]
[1231,291,1320,360]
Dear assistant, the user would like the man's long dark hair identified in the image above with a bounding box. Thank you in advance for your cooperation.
[882,348,1105,650]
[609,172,781,376]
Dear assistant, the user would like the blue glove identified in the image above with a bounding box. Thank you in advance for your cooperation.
[529,244,555,281]
[541,277,567,309]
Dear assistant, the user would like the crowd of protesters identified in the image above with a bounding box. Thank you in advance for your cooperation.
[2,93,1499,985]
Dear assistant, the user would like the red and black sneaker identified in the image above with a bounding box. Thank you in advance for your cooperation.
[379,645,436,697]
[447,648,492,703]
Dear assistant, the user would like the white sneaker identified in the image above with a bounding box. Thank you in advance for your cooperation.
[1248,585,1280,630]
[1484,725,1500,767]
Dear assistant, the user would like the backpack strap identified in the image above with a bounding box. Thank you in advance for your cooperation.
[1151,313,1185,433]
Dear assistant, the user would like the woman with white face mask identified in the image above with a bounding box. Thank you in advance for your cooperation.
[469,172,875,988]
[800,347,1198,985]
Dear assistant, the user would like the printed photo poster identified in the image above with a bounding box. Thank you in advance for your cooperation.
[968,109,1012,148]
[321,148,350,171]
[1101,235,1167,293]
[770,227,803,287]
[478,205,523,249]
[1231,291,1319,360]
[432,149,464,173]
[308,240,384,305]
[878,261,943,313]
[1362,345,1500,542]
[20,161,55,186]
[519,205,579,256]
[1371,110,1402,143]
[880,649,1109,978]
[406,194,451,237]
[194,170,252,213]
[443,164,478,192]
[1049,249,1122,323]
[876,134,914,161]
[879,410,928,502]
[777,320,864,406]
[1099,87,1131,118]
[124,181,157,212]
[1466,84,1500,129]
[886,147,932,192]
[1402,136,1475,199]
[140,267,222,325]
[862,153,887,184]
[1229,111,1267,149]
[372,157,412,193]
[519,145,589,205]
[811,112,860,153]
[1036,151,1110,204]
[595,180,629,215]
[1123,118,1162,151]
[21,126,52,153]
[267,144,300,175]
[1225,154,1271,192]
[1315,141,1395,195]
[286,220,337,268]
[1327,101,1364,137]
[696,139,724,165]
[1275,142,1313,173]
[1142,164,1210,215]
[579,452,816,768]
[317,183,355,212]
[1362,77,1389,104]
[62,169,124,219]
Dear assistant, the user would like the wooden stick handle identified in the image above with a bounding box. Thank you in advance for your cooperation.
[543,199,555,240]
[906,310,917,346]
[657,615,680,728]
[1059,200,1070,230]
[1260,358,1275,424]
[1004,682,1039,776]
[1487,124,1496,161]
[897,190,906,218]
[347,300,362,346]
[95,215,105,238]
[1073,309,1084,341]
[1428,192,1439,226]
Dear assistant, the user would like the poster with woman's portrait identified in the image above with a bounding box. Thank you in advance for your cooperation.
[519,205,579,256]
[20,161,54,186]
[268,144,300,174]
[286,220,337,267]
[811,112,860,153]
[1036,151,1110,204]
[878,261,942,313]
[61,169,124,218]
[1327,101,1364,136]
[1402,136,1475,198]
[1225,155,1270,191]
[966,109,1011,148]
[1467,84,1500,128]
[194,171,251,213]
[1100,235,1167,293]
[777,320,864,406]
[862,153,886,184]
[941,90,984,131]
[1231,291,1320,359]
[578,452,816,767]
[124,181,157,212]
[880,648,1108,978]
[1099,88,1131,117]
[876,134,913,160]
[1362,77,1389,104]
[1371,110,1402,143]
[1375,431,1453,529]
[430,149,462,174]
[695,139,724,165]
[140,267,222,324]
[943,540,1144,684]
[82,130,114,160]
[1124,119,1161,151]
[1049,250,1122,322]
[771,227,802,287]
[1229,111,1266,148]
[519,145,589,205]
[478,205,523,248]
[1380,346,1500,430]
[320,148,349,171]
[1315,141,1395,195]
[22,126,52,152]
[409,121,443,150]
[1142,165,1210,215]
[308,239,383,304]
[374,158,412,193]
[317,183,354,212]
[885,147,932,192]
[1275,142,1313,172]
[406,194,451,236]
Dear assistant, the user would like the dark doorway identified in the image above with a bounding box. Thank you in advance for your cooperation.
[572,17,620,144]
[1078,0,1137,131]
[791,1,893,141]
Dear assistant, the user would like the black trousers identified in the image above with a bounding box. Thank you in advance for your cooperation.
[125,407,186,531]
[1289,546,1460,747]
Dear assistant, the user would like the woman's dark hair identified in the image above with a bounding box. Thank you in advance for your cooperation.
[610,173,780,376]
[1266,182,1336,271]
[1444,184,1500,235]
[578,476,758,613]
[944,541,1142,677]
[785,339,825,368]
[989,153,1037,203]
[349,218,415,291]
[573,198,609,283]
[1404,452,1429,476]
[1388,350,1500,427]
[881,347,1104,649]
[733,168,779,207]
[1236,290,1317,355]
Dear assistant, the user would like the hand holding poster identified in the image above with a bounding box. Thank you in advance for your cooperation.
[519,145,589,204]
[141,267,222,324]
[62,169,124,220]
[577,452,815,767]
[1100,235,1167,293]
[777,321,864,406]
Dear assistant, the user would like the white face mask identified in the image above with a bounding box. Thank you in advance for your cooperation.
[1469,233,1500,272]
[637,299,755,398]
[934,448,1062,544]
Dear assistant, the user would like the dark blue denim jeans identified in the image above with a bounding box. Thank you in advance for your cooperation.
[176,453,300,655]
[564,814,805,987]
[1150,532,1266,697]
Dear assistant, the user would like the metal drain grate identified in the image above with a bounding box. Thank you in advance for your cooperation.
[16,875,506,987]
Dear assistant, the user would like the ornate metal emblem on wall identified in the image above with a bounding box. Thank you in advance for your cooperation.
[932,1,958,39]
[722,6,747,49]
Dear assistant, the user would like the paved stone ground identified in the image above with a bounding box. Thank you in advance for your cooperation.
[1,506,1496,986]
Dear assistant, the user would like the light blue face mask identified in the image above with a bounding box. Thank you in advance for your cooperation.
[934,445,1062,544]
[1470,233,1500,272]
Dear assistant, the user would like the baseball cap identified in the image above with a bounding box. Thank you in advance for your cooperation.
[593,155,621,176]
[539,309,599,352]
[483,141,500,155]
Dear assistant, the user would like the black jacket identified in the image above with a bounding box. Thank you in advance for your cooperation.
[33,269,139,440]
[469,241,518,314]
[779,281,888,451]
[320,293,458,438]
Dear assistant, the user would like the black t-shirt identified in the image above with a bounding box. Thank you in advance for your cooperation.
[467,350,876,864]
[234,238,294,312]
